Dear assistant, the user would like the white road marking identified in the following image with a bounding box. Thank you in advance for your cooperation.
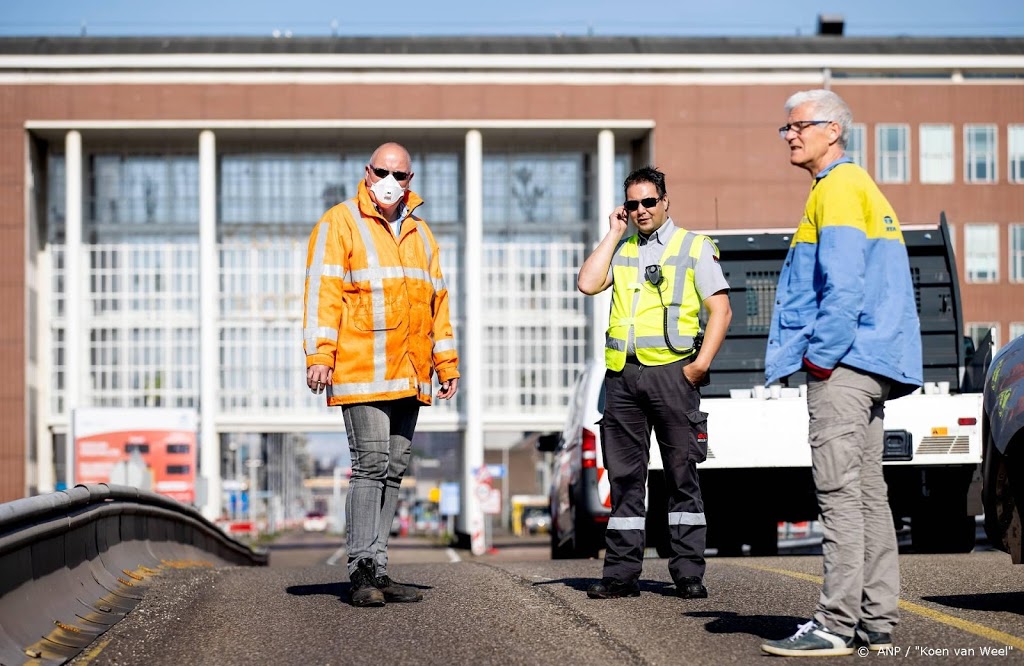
[446,548,461,563]
[326,545,346,566]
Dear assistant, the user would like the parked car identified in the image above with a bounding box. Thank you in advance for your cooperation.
[522,507,551,535]
[537,362,612,559]
[982,332,1024,564]
[303,511,327,533]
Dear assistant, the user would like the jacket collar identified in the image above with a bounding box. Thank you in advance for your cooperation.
[356,179,424,223]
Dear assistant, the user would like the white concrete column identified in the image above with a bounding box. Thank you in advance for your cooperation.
[593,129,616,360]
[64,130,82,489]
[459,129,485,553]
[199,130,221,520]
[25,135,54,494]
[35,248,54,493]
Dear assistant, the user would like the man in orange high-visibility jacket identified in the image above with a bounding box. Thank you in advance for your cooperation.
[304,142,460,607]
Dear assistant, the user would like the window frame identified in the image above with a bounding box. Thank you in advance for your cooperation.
[919,123,954,184]
[964,124,998,184]
[875,124,910,184]
[1009,124,1024,184]
[845,123,866,168]
[964,223,999,284]
[1010,224,1024,284]
[966,322,1000,352]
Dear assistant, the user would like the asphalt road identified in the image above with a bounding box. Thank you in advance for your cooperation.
[70,532,1024,665]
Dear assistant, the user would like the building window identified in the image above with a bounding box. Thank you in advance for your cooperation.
[846,124,865,168]
[964,124,998,183]
[483,153,590,241]
[1010,322,1024,341]
[964,224,999,283]
[919,124,954,184]
[967,322,999,351]
[89,154,199,242]
[876,124,909,183]
[219,151,462,237]
[1011,224,1024,283]
[1010,125,1024,183]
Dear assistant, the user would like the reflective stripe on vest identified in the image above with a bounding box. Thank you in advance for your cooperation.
[605,229,714,371]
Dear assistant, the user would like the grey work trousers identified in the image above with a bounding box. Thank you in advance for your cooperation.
[342,397,420,577]
[807,365,899,638]
[601,358,708,584]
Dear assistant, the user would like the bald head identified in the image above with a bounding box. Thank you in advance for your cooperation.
[365,142,414,217]
[369,142,412,169]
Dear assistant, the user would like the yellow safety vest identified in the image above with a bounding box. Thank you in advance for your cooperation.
[605,228,716,371]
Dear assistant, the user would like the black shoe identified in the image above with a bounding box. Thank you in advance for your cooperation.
[675,576,708,599]
[349,558,385,607]
[375,575,423,603]
[587,577,640,599]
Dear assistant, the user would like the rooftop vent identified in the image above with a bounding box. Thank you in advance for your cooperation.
[817,14,845,36]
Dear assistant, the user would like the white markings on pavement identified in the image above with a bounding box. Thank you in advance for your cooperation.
[326,545,346,566]
[446,548,461,563]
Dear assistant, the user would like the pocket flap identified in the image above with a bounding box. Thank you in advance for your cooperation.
[780,307,815,329]
[686,409,709,426]
[809,421,858,447]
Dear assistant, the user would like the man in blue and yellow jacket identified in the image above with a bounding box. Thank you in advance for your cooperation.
[762,90,922,658]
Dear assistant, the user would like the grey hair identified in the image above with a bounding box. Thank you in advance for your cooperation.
[784,89,853,149]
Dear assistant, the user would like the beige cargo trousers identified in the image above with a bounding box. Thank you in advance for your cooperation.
[807,365,900,638]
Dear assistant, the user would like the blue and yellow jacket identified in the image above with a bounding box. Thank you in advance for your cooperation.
[765,158,923,398]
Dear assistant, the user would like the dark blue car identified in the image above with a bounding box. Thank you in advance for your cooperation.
[982,333,1024,564]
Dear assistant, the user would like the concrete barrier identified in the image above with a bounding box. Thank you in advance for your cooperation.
[0,484,266,665]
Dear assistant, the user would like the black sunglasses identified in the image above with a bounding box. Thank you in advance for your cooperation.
[369,165,412,181]
[623,197,661,212]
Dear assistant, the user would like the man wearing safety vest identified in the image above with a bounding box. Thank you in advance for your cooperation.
[577,166,732,600]
[303,142,460,607]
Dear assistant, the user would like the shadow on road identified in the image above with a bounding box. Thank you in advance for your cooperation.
[287,581,350,602]
[531,577,679,596]
[922,592,1024,616]
[531,577,597,593]
[685,611,809,640]
[286,580,433,601]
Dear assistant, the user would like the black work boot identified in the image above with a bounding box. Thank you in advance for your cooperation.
[675,576,708,599]
[587,577,640,599]
[349,558,385,607]
[375,574,423,602]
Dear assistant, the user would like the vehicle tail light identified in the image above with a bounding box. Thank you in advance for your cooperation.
[958,417,977,426]
[581,428,597,469]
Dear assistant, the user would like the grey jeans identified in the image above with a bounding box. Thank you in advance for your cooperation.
[342,397,420,576]
[807,365,899,638]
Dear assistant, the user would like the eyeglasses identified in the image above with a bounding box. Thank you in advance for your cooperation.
[623,197,662,212]
[778,120,831,139]
[368,165,412,181]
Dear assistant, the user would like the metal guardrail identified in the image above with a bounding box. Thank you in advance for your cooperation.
[0,483,267,665]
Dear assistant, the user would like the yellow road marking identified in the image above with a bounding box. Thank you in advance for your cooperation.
[735,563,1024,651]
[76,636,113,664]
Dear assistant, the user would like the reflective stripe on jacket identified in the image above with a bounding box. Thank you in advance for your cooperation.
[303,180,460,406]
[605,227,715,371]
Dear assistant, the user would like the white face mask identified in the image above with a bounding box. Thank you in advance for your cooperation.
[369,174,405,206]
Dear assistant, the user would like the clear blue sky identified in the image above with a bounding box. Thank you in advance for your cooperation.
[2,0,1022,37]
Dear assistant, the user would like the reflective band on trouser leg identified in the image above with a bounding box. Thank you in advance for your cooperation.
[607,517,646,530]
[668,512,706,525]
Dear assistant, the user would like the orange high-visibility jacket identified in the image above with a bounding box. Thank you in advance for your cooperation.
[303,180,460,406]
